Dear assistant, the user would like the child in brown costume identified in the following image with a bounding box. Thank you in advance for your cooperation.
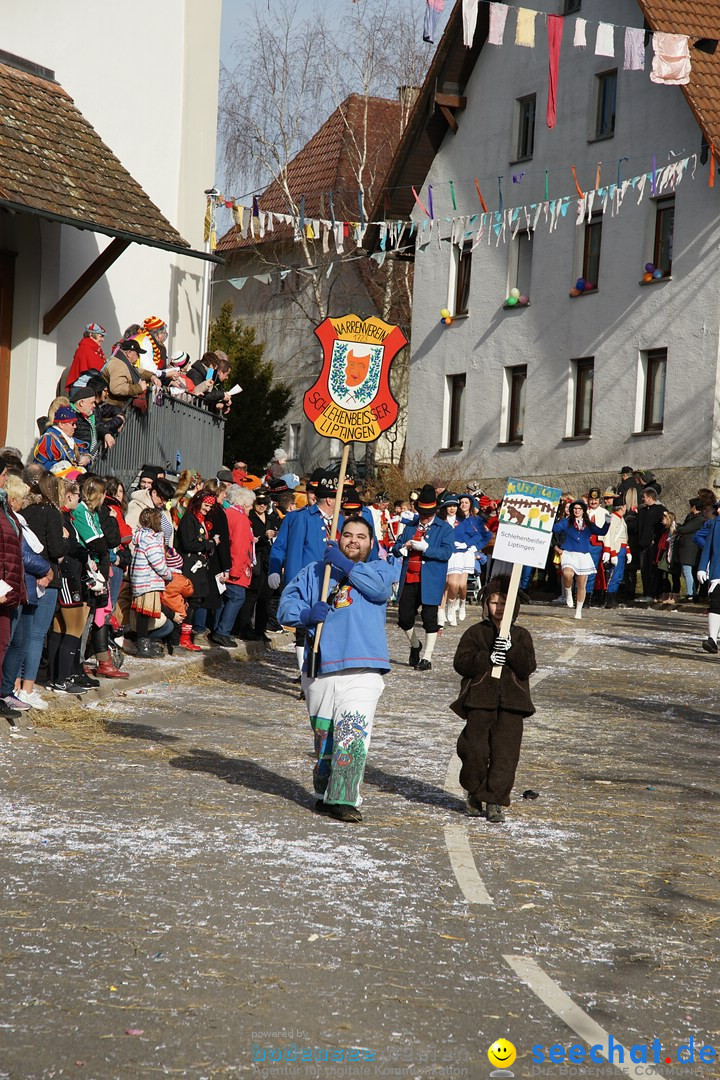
[451,574,536,822]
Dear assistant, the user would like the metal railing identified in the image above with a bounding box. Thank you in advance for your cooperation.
[95,394,225,488]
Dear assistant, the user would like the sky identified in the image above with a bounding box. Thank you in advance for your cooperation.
[217,0,324,193]
[216,0,452,192]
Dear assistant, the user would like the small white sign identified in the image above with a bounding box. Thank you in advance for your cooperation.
[492,478,562,570]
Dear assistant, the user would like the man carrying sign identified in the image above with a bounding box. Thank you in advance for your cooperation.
[278,516,394,823]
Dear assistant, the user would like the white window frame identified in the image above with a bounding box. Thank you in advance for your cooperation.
[593,69,618,140]
[635,348,667,433]
[447,241,472,317]
[508,229,533,298]
[571,357,594,437]
[514,94,536,161]
[500,365,527,444]
[288,422,301,460]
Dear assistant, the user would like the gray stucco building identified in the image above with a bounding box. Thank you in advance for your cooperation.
[382,0,720,507]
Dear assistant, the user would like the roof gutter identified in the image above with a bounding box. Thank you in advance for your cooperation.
[0,198,224,264]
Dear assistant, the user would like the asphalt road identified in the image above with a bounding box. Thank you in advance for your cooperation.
[0,600,718,1080]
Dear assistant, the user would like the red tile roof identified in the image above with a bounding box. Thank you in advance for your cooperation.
[218,94,404,252]
[0,58,195,255]
[638,1,720,150]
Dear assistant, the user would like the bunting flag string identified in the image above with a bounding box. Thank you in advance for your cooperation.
[412,185,432,218]
[209,145,710,265]
[571,166,584,199]
[215,154,696,294]
[460,0,701,96]
[461,0,701,62]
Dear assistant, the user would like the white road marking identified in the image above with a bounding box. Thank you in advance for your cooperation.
[503,955,668,1080]
[442,644,579,905]
[444,750,463,798]
[530,645,579,687]
[443,824,494,905]
[443,753,494,905]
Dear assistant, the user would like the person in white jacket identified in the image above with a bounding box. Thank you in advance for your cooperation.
[601,499,631,609]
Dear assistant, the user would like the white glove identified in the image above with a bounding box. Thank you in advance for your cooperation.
[602,552,610,564]
[610,555,618,566]
[411,539,428,552]
[490,635,511,667]
[399,546,409,558]
[455,542,467,550]
[697,569,708,585]
[626,552,632,565]
[268,573,282,590]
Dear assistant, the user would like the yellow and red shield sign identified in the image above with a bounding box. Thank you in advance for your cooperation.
[303,315,407,443]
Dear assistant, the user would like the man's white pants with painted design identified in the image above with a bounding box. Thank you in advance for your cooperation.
[301,670,384,807]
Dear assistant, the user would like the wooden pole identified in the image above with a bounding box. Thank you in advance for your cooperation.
[307,442,351,674]
[43,237,131,334]
[491,561,522,679]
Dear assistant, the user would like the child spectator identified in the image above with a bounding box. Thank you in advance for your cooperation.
[130,508,173,658]
[160,549,194,653]
[656,509,679,605]
[450,575,536,823]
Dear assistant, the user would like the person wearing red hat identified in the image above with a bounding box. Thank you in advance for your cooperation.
[231,460,263,490]
[138,316,168,370]
[66,322,107,392]
[33,407,90,476]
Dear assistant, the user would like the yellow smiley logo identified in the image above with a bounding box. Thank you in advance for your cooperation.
[488,1039,517,1069]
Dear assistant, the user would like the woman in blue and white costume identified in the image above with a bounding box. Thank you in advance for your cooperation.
[437,493,491,627]
[456,495,492,620]
[553,500,609,621]
[697,504,720,654]
[437,494,462,627]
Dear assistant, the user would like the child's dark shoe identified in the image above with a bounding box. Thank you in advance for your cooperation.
[465,796,484,817]
[486,803,506,823]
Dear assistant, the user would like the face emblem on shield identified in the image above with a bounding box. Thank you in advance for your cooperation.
[345,347,371,387]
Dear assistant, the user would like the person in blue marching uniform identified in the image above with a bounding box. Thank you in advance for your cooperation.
[553,499,610,620]
[268,469,338,670]
[697,502,720,654]
[392,484,455,671]
[601,497,631,609]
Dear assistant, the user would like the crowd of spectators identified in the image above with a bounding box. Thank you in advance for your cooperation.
[0,450,298,724]
[31,316,237,480]
[3,380,719,730]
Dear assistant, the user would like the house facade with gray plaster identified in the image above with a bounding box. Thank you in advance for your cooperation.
[401,0,720,507]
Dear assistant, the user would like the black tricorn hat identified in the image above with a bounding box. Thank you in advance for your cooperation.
[341,487,363,511]
[416,483,438,511]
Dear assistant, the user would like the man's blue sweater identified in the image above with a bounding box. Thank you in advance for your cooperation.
[277,558,394,675]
